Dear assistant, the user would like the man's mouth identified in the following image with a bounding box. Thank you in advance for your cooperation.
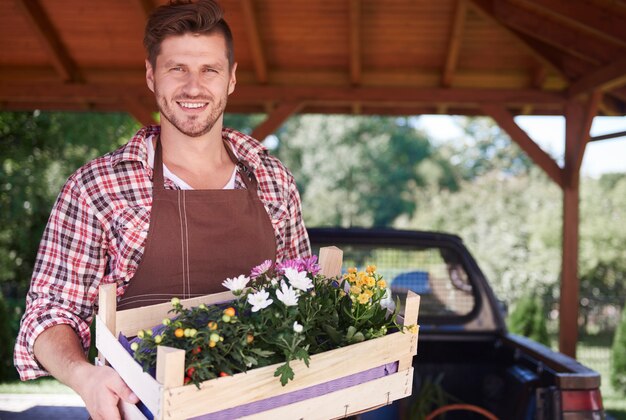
[177,101,208,110]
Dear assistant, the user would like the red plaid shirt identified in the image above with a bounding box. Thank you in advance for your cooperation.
[14,126,310,380]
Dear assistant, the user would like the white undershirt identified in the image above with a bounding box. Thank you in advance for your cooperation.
[146,135,237,190]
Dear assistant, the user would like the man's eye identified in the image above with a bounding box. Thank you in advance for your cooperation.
[171,67,183,72]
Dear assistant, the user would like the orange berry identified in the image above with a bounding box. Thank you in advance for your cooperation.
[219,372,229,377]
[223,307,236,317]
[209,341,216,348]
[174,328,184,338]
[207,321,218,330]
[246,334,254,344]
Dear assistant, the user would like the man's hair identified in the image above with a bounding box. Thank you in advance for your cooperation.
[144,0,234,68]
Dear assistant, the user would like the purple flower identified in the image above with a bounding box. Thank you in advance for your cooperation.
[300,255,320,276]
[251,260,273,278]
[276,259,300,274]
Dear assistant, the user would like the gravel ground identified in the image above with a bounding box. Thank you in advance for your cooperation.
[0,394,88,420]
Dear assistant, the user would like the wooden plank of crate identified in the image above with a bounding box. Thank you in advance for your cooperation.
[233,368,412,420]
[95,315,162,415]
[318,246,343,277]
[115,291,235,336]
[156,346,185,389]
[98,283,117,361]
[162,331,413,419]
[398,291,421,371]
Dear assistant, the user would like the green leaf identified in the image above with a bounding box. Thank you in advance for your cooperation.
[346,325,357,340]
[274,363,294,386]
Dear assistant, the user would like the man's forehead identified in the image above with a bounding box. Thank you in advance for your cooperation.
[156,33,229,64]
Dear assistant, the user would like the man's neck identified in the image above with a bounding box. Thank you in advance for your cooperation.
[156,121,236,189]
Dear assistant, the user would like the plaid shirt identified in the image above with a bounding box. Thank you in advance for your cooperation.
[14,126,310,380]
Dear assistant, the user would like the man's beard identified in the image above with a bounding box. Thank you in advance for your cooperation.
[154,87,228,138]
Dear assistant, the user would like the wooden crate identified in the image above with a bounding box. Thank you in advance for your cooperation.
[95,247,420,420]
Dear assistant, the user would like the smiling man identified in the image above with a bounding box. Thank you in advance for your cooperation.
[13,1,310,418]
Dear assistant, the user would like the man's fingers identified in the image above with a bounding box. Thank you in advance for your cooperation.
[110,374,140,404]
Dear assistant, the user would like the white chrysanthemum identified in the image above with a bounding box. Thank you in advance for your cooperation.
[293,321,304,333]
[284,267,313,291]
[247,289,273,312]
[276,281,299,306]
[222,275,250,292]
[380,288,395,311]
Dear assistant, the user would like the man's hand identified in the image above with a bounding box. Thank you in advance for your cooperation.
[33,324,139,420]
[74,363,139,420]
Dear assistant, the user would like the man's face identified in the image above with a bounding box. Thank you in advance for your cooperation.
[146,32,237,138]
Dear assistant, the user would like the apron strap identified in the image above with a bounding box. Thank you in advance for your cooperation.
[153,136,165,190]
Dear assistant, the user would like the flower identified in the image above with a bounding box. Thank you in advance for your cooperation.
[380,288,395,311]
[276,281,299,306]
[275,259,300,274]
[247,289,273,312]
[299,255,321,276]
[284,268,313,291]
[293,321,303,333]
[251,260,273,278]
[222,275,250,292]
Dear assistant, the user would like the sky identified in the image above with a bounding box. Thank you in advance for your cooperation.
[415,115,626,178]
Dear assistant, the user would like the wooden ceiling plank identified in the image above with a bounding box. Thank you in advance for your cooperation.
[134,0,155,21]
[467,0,565,80]
[14,0,81,82]
[241,0,268,84]
[482,103,564,187]
[568,57,626,98]
[442,0,468,88]
[512,0,626,48]
[492,1,616,65]
[349,0,362,85]
[251,101,303,140]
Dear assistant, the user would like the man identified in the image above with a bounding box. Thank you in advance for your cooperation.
[13,1,310,418]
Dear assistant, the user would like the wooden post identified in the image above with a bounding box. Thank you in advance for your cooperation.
[157,346,186,388]
[98,283,117,362]
[318,246,344,278]
[398,291,421,371]
[560,102,584,358]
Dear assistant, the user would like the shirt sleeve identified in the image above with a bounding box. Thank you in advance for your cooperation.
[14,176,107,380]
[281,174,311,261]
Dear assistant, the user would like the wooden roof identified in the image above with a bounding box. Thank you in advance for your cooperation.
[1,0,626,123]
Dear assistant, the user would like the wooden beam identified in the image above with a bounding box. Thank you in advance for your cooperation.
[531,65,548,89]
[14,0,81,82]
[559,101,584,358]
[512,0,626,48]
[468,0,566,80]
[491,1,617,65]
[482,103,564,187]
[568,57,626,98]
[251,101,303,140]
[590,130,626,142]
[240,0,267,83]
[349,0,362,85]
[124,96,157,127]
[574,91,602,171]
[0,83,568,106]
[442,0,468,88]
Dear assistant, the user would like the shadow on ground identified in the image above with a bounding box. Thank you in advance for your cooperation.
[0,406,88,419]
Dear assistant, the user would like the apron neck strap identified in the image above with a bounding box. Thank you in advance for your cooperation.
[153,135,259,191]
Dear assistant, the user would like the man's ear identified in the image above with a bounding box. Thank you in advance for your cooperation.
[145,59,155,93]
[228,62,237,95]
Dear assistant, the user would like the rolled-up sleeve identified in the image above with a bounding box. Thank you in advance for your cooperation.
[14,175,107,380]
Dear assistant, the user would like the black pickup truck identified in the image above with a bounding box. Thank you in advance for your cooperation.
[308,228,604,420]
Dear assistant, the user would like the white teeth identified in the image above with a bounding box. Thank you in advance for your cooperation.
[179,102,206,109]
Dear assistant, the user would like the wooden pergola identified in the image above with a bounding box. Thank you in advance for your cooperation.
[1,0,626,358]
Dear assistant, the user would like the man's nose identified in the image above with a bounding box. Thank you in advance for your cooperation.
[183,72,203,96]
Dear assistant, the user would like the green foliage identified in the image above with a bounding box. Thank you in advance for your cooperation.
[611,308,626,394]
[508,293,550,346]
[275,115,452,227]
[0,111,139,297]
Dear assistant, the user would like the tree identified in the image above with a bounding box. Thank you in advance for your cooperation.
[611,307,626,394]
[274,115,444,227]
[508,292,550,346]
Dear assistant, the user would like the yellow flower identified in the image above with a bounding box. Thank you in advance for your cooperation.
[357,293,370,304]
[366,276,376,288]
[366,265,377,274]
[406,324,418,334]
[350,285,362,295]
[377,279,387,288]
[348,267,357,274]
[364,289,374,298]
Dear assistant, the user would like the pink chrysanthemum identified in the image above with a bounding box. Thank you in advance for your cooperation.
[250,260,273,278]
[275,259,300,274]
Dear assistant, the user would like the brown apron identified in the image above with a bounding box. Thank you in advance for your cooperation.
[118,137,277,310]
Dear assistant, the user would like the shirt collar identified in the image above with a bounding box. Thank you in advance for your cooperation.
[109,125,268,171]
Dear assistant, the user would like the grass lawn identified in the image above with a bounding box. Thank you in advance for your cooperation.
[576,331,626,420]
[0,377,75,394]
